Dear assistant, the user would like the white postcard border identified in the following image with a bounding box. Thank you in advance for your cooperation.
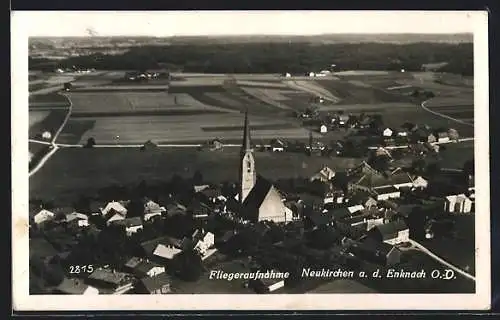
[12,10,491,311]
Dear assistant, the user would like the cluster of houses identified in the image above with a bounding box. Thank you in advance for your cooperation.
[30,159,473,295]
[30,196,218,295]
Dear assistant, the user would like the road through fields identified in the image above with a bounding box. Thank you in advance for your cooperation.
[29,93,73,178]
[421,99,474,127]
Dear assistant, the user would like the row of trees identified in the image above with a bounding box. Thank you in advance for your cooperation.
[29,42,473,75]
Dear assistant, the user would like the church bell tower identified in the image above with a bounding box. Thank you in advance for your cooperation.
[239,110,256,204]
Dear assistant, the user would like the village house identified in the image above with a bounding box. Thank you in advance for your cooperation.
[270,138,287,152]
[86,268,135,294]
[444,194,473,214]
[143,200,166,221]
[101,201,128,217]
[54,278,99,295]
[382,128,393,137]
[319,124,328,134]
[165,202,188,217]
[124,257,166,278]
[367,220,410,245]
[111,217,143,236]
[412,176,429,190]
[193,231,217,260]
[436,131,450,143]
[249,270,286,293]
[310,165,336,183]
[31,209,55,226]
[427,133,437,144]
[347,204,365,215]
[153,244,182,262]
[373,185,401,201]
[64,212,89,228]
[135,273,172,294]
[366,215,385,231]
[338,114,349,127]
[348,239,402,266]
[364,197,378,209]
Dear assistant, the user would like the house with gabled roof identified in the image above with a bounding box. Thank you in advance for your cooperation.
[31,209,55,226]
[348,239,402,266]
[310,165,336,183]
[136,273,172,294]
[111,217,143,236]
[54,278,99,295]
[124,257,165,278]
[143,200,166,221]
[86,268,135,294]
[367,220,409,245]
[101,201,128,217]
[153,244,182,261]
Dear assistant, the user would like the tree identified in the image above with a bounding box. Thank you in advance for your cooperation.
[172,250,204,282]
[193,170,204,185]
[411,158,427,175]
[84,137,96,148]
[463,159,474,176]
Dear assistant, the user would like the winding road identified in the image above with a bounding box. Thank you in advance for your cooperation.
[420,99,474,127]
[29,93,73,178]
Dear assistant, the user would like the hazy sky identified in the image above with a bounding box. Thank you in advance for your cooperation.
[13,11,481,37]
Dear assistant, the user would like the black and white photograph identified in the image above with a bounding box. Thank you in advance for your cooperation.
[12,10,490,311]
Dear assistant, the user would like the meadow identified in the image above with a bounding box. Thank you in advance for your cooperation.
[29,147,362,205]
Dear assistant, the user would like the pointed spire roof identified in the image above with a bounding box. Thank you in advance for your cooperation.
[242,109,252,152]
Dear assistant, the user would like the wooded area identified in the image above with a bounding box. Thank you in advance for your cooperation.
[29,42,473,75]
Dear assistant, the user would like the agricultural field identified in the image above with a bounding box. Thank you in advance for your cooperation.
[29,93,71,109]
[59,113,315,145]
[28,109,67,140]
[29,147,362,205]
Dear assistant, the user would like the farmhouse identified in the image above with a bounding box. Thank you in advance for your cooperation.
[102,201,128,217]
[270,139,286,152]
[136,273,172,294]
[412,176,429,189]
[310,165,336,183]
[436,131,450,143]
[31,209,55,225]
[143,200,166,221]
[209,138,224,151]
[111,217,143,236]
[348,239,402,266]
[320,124,328,134]
[55,278,99,295]
[153,244,182,261]
[124,257,166,278]
[382,128,393,137]
[238,111,293,223]
[86,268,135,294]
[367,220,409,245]
[64,212,89,227]
[444,194,473,214]
[373,186,401,201]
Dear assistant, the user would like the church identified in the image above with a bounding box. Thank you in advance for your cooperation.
[237,111,293,223]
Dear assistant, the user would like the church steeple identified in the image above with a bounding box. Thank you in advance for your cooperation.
[242,109,252,153]
[239,109,256,204]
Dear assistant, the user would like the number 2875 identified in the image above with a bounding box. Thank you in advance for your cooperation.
[69,265,94,274]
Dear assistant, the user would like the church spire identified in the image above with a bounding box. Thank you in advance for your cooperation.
[242,109,252,152]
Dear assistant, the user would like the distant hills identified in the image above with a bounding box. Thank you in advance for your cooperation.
[30,33,473,47]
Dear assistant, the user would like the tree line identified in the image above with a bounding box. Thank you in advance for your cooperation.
[29,42,473,76]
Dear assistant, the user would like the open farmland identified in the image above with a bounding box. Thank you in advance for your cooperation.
[29,109,68,139]
[60,113,316,145]
[314,79,414,105]
[29,111,51,127]
[29,93,71,110]
[29,147,362,205]
[67,91,234,116]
